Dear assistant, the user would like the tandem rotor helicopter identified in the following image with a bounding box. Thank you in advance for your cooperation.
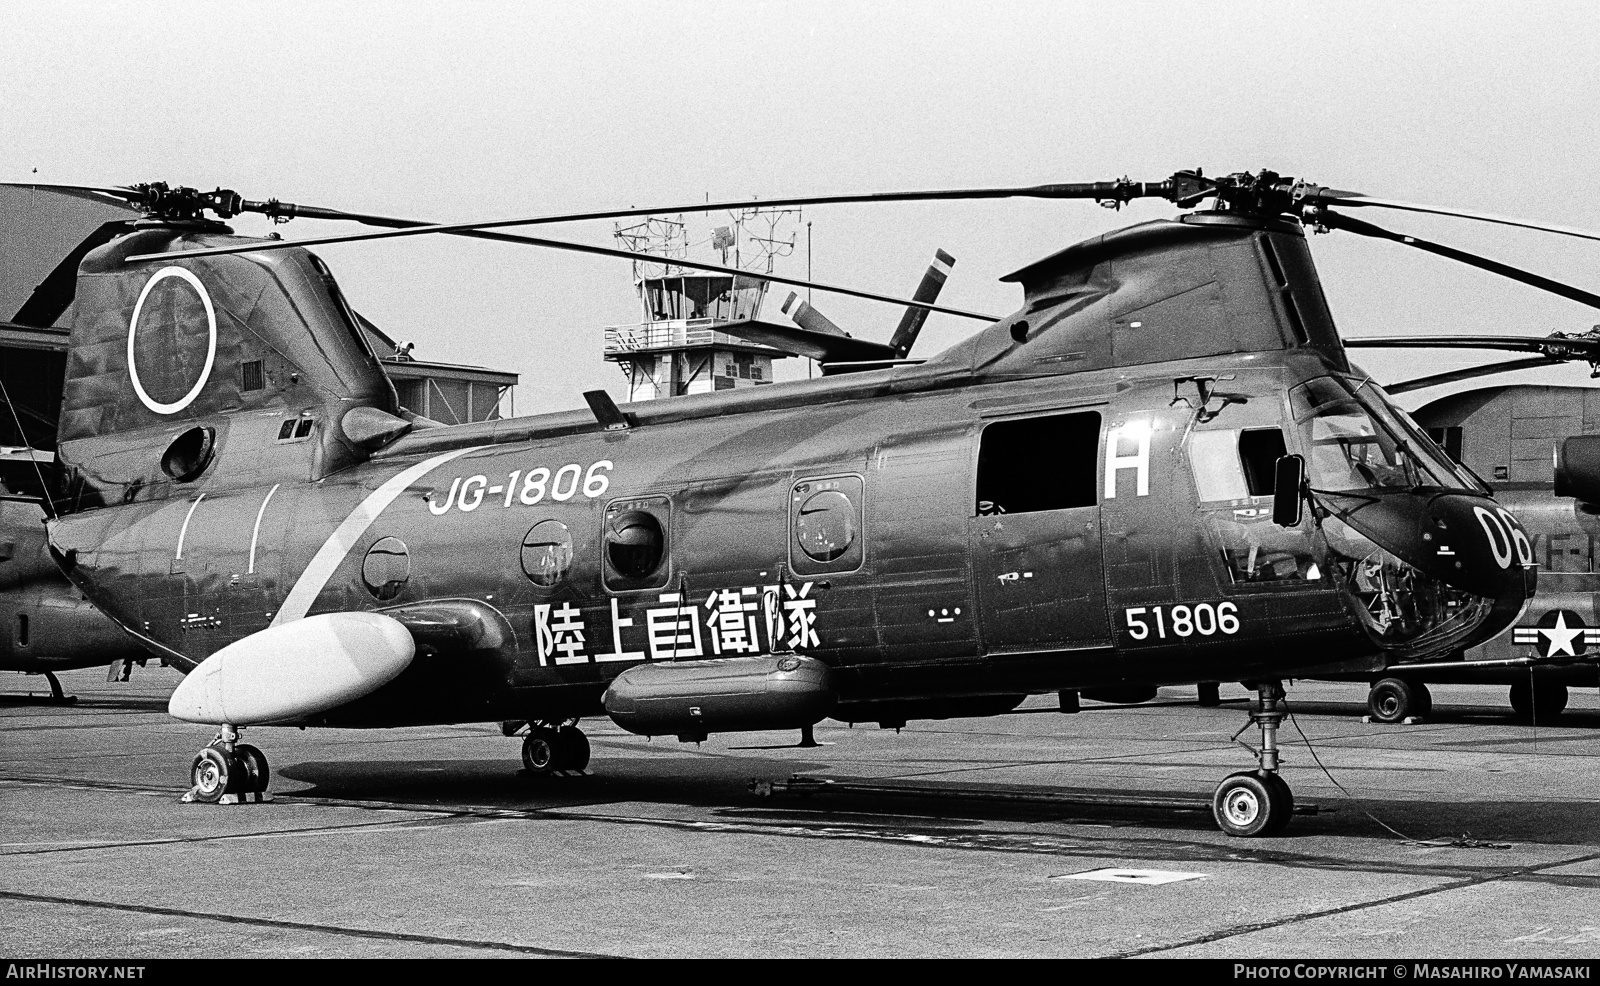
[9,167,1600,837]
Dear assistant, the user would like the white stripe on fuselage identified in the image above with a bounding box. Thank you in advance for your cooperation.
[247,483,280,575]
[270,447,483,626]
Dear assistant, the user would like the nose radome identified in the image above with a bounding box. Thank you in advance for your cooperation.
[1426,493,1535,602]
[1318,488,1534,602]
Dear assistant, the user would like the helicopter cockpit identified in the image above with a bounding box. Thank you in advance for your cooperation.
[1288,375,1513,658]
[1186,372,1528,663]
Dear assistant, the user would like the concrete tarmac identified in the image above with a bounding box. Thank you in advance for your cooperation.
[3,667,1599,958]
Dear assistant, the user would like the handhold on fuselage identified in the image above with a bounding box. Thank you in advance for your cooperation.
[168,612,415,725]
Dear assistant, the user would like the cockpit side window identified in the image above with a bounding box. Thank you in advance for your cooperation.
[1239,429,1287,495]
[1187,425,1320,587]
[1189,428,1287,502]
[975,411,1100,515]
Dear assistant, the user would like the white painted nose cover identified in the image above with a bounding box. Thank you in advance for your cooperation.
[168,612,415,725]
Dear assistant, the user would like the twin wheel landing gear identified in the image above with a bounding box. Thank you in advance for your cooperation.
[520,721,591,776]
[1212,681,1295,837]
[182,724,271,804]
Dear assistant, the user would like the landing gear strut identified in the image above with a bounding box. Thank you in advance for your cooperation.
[1212,681,1294,837]
[182,724,272,804]
[20,671,78,705]
[520,720,590,776]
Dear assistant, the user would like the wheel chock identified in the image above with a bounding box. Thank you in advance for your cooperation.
[181,788,273,804]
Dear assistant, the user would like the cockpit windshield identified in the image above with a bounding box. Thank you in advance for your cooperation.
[1289,377,1470,493]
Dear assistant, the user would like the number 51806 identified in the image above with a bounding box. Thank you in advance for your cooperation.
[1124,602,1239,639]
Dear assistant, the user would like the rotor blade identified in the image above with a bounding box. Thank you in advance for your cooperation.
[0,181,144,208]
[1384,356,1562,395]
[1322,195,1600,244]
[121,177,1181,265]
[888,249,955,359]
[710,318,895,364]
[1346,333,1600,361]
[1321,211,1600,311]
[128,229,1002,323]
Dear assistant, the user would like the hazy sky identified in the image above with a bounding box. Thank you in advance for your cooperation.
[5,1,1600,414]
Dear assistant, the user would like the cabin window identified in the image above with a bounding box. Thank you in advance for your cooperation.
[975,411,1100,515]
[160,426,216,483]
[521,520,574,587]
[361,536,411,600]
[791,475,865,575]
[277,419,315,443]
[603,496,670,591]
[16,614,28,647]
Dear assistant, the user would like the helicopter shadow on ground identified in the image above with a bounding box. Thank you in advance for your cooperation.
[0,693,170,713]
[275,750,836,813]
[265,748,1600,845]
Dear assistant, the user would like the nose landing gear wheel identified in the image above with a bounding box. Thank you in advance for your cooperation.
[1213,680,1296,837]
[1213,771,1293,837]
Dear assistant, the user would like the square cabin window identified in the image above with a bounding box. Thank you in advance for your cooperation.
[976,411,1101,515]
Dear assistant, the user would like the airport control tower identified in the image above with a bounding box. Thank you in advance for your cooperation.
[603,211,801,402]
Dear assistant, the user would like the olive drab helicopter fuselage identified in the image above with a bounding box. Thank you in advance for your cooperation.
[34,178,1541,836]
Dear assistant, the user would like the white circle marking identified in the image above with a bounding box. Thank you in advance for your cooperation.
[127,266,217,415]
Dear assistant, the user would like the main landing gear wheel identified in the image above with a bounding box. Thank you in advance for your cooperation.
[557,726,591,771]
[1367,677,1431,723]
[234,744,271,794]
[189,747,235,804]
[1213,772,1294,837]
[522,723,591,774]
[1509,681,1567,720]
[1213,680,1296,838]
[522,727,562,774]
[184,725,271,803]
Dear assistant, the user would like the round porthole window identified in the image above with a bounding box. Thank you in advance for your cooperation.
[795,489,857,562]
[521,520,573,587]
[160,426,216,483]
[606,510,664,579]
[361,536,411,600]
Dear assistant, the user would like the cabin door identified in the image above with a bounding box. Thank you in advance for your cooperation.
[969,410,1110,653]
